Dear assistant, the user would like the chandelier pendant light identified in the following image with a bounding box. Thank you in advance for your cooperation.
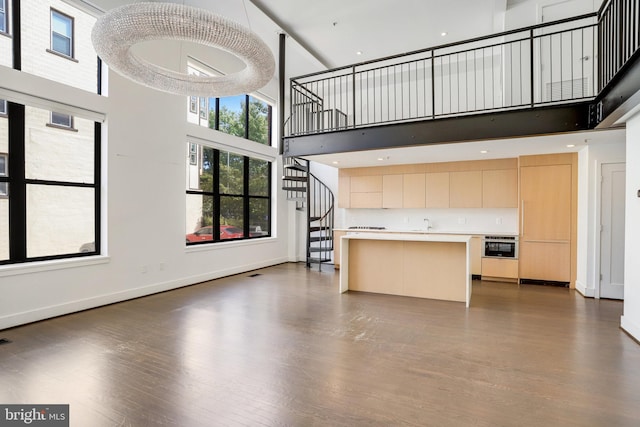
[91,2,275,97]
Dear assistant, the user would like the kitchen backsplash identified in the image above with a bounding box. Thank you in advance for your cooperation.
[337,208,518,234]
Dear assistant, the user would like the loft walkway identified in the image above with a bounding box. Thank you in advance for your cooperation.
[283,0,640,157]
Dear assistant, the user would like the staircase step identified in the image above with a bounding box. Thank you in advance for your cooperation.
[282,186,307,192]
[284,163,308,172]
[308,257,331,263]
[309,236,333,242]
[282,176,307,182]
[309,226,331,233]
[309,247,333,252]
[309,216,322,222]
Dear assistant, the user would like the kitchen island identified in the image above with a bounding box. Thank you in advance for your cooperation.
[339,233,472,307]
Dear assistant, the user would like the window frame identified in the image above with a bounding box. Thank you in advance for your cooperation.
[47,111,77,131]
[0,152,7,198]
[186,144,272,245]
[0,0,8,35]
[49,8,75,59]
[1,101,101,264]
[0,99,6,116]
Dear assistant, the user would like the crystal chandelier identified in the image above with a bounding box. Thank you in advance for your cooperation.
[91,2,275,97]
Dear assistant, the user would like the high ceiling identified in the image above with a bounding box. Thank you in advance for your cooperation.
[86,0,620,167]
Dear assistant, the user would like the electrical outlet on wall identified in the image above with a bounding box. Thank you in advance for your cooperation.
[496,217,503,225]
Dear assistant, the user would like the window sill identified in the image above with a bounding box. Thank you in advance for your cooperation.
[0,255,110,278]
[186,236,277,252]
[46,123,78,132]
[45,49,79,63]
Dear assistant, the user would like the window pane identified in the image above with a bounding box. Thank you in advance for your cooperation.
[52,33,71,56]
[51,111,72,127]
[219,151,244,195]
[249,198,269,237]
[248,158,269,196]
[219,95,245,137]
[0,99,6,115]
[26,185,94,258]
[207,97,216,129]
[248,96,270,145]
[187,144,213,192]
[0,195,7,261]
[52,11,72,37]
[220,196,244,239]
[25,106,94,182]
[186,194,213,243]
[0,1,10,67]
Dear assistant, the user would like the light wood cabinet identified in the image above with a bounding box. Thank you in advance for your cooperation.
[350,175,383,208]
[470,236,482,276]
[425,172,450,208]
[383,174,403,208]
[481,258,519,281]
[520,164,571,241]
[338,176,350,208]
[403,173,426,208]
[333,230,346,269]
[482,169,518,208]
[450,171,483,208]
[337,158,518,209]
[518,155,576,284]
[519,241,570,282]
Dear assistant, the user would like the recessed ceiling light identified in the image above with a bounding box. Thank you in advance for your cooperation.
[441,32,448,36]
[332,161,339,164]
[356,51,363,55]
[566,144,575,148]
[480,150,488,154]
[377,157,384,161]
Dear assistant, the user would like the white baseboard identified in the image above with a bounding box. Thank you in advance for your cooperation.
[0,256,289,331]
[575,280,595,297]
[621,315,640,342]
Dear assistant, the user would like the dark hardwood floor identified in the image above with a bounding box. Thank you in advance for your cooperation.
[1,263,638,426]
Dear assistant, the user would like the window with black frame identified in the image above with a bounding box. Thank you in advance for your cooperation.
[185,143,271,245]
[0,102,100,264]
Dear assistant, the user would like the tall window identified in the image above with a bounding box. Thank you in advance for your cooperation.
[0,102,100,264]
[186,143,271,244]
[50,9,73,58]
[0,99,6,115]
[186,66,272,146]
[0,0,7,34]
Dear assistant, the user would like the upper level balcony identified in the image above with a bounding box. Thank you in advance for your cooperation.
[283,0,640,157]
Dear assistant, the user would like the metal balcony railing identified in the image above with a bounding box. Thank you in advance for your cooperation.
[287,0,640,137]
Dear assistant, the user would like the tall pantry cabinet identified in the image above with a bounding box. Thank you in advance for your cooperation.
[518,154,577,286]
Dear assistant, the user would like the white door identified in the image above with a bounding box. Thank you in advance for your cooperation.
[600,163,626,299]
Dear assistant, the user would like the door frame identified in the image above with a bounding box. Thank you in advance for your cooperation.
[594,160,625,299]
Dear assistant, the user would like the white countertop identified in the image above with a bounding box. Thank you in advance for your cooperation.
[335,228,518,237]
[340,232,472,243]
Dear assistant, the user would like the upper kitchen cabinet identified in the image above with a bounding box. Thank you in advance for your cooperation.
[350,174,383,208]
[403,173,426,208]
[450,171,483,208]
[338,175,351,208]
[383,175,404,208]
[425,172,450,208]
[482,169,518,208]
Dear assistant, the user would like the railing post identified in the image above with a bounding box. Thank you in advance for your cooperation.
[530,28,535,107]
[431,50,436,119]
[351,66,357,128]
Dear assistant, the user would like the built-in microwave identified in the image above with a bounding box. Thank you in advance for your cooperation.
[483,236,518,259]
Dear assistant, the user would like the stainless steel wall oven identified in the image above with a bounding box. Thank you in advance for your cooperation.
[483,236,518,259]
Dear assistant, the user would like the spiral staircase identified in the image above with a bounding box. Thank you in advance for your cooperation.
[282,157,334,271]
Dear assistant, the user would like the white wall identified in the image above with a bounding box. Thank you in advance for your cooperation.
[621,113,640,341]
[575,137,626,297]
[0,36,312,331]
